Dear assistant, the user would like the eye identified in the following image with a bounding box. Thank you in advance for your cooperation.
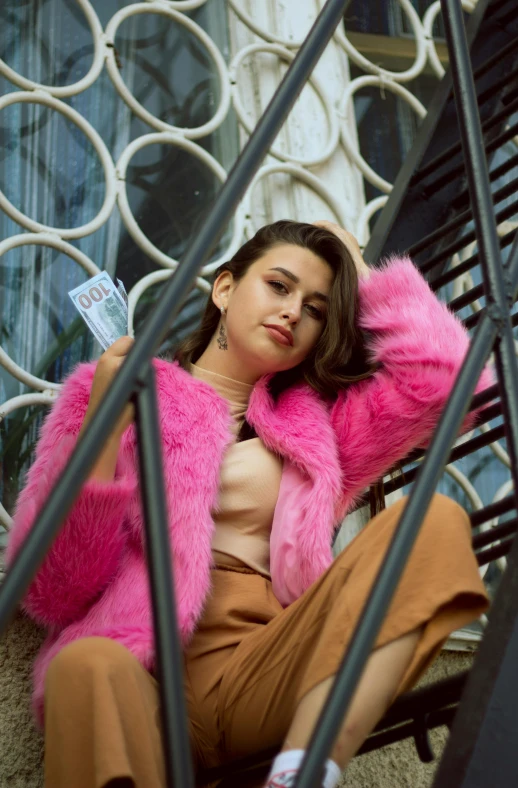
[268,280,289,294]
[305,303,324,320]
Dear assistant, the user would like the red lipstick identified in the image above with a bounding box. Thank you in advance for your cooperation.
[264,324,293,347]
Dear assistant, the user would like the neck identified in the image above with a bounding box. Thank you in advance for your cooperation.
[195,333,260,385]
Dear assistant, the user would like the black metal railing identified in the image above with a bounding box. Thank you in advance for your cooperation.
[0,2,363,787]
[1,0,517,786]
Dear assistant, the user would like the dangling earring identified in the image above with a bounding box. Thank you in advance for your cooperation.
[217,305,228,350]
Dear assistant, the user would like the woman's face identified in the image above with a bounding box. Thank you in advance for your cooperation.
[215,243,333,378]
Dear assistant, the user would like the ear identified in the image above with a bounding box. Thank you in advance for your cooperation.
[212,269,234,312]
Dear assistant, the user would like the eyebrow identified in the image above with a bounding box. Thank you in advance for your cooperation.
[268,267,329,303]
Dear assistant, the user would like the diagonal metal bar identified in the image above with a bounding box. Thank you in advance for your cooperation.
[0,0,350,635]
[437,0,518,500]
[133,366,194,788]
[423,0,518,782]
[430,228,516,292]
[407,175,518,262]
[419,121,518,201]
[295,4,518,781]
[419,197,518,274]
[294,309,497,788]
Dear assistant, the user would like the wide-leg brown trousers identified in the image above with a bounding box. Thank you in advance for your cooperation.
[43,494,489,788]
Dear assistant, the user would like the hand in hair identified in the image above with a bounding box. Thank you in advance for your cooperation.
[313,220,370,279]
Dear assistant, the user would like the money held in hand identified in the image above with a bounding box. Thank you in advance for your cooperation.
[69,272,129,350]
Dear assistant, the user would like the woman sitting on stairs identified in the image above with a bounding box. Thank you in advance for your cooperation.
[6,219,492,787]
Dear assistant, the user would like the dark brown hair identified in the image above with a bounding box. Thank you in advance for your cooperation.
[176,220,375,394]
[175,220,385,514]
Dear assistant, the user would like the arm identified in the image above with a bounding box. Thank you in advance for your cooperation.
[331,256,495,517]
[5,362,136,628]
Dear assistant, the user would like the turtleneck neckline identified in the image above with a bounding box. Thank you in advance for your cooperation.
[189,363,253,435]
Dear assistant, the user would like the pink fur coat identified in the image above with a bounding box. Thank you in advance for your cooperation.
[5,257,493,728]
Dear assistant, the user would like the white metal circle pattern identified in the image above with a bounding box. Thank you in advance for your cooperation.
[230,43,340,167]
[105,4,231,138]
[0,0,512,591]
[339,76,427,194]
[334,0,428,83]
[0,92,118,239]
[116,132,245,271]
[0,0,105,98]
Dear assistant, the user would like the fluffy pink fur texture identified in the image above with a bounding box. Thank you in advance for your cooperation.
[5,257,494,728]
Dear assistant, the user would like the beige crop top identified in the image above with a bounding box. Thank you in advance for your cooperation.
[190,364,283,578]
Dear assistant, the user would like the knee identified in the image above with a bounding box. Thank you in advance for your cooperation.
[419,493,471,546]
[384,493,470,546]
[46,637,132,684]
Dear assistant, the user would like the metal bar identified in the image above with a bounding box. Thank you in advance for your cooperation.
[419,197,518,274]
[383,424,506,496]
[349,399,505,516]
[437,0,518,498]
[464,301,518,331]
[450,283,485,313]
[358,706,457,756]
[495,2,518,26]
[408,176,518,260]
[470,494,516,528]
[502,82,518,105]
[133,368,194,788]
[472,517,518,550]
[483,0,515,17]
[0,0,351,635]
[462,400,502,424]
[380,391,501,471]
[430,229,516,292]
[476,63,518,107]
[381,671,468,727]
[295,310,497,788]
[493,316,518,499]
[450,152,518,212]
[429,1,518,782]
[364,0,490,264]
[477,537,514,565]
[469,381,500,410]
[434,536,518,786]
[419,121,518,199]
[414,95,518,185]
[471,25,518,76]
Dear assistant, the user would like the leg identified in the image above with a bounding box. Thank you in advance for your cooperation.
[215,494,488,771]
[283,626,423,769]
[44,637,166,788]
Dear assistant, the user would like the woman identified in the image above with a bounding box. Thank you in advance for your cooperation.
[6,220,492,788]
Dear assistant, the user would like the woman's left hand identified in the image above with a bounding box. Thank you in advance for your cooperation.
[313,220,371,279]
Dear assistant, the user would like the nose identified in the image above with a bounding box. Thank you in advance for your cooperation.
[281,299,301,325]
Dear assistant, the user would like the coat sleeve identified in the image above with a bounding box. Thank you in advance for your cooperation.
[5,363,136,628]
[330,257,495,518]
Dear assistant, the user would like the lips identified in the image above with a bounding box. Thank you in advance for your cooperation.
[264,324,293,347]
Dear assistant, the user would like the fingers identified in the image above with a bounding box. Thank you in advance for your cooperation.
[105,336,135,358]
[313,220,369,278]
[313,220,358,245]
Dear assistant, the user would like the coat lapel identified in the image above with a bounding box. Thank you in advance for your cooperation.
[246,376,343,515]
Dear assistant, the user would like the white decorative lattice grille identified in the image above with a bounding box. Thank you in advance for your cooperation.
[1,1,515,641]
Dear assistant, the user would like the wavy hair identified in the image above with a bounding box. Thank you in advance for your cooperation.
[176,220,376,397]
[175,220,386,515]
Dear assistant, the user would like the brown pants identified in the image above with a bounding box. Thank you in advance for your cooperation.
[44,494,488,787]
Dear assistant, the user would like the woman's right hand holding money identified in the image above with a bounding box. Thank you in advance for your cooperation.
[78,336,135,482]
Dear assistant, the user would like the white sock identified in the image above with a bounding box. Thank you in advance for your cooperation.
[266,749,342,788]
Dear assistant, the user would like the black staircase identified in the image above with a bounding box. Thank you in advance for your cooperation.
[1,0,518,786]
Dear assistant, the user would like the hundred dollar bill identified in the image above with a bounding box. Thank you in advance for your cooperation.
[68,272,129,350]
[116,278,128,306]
